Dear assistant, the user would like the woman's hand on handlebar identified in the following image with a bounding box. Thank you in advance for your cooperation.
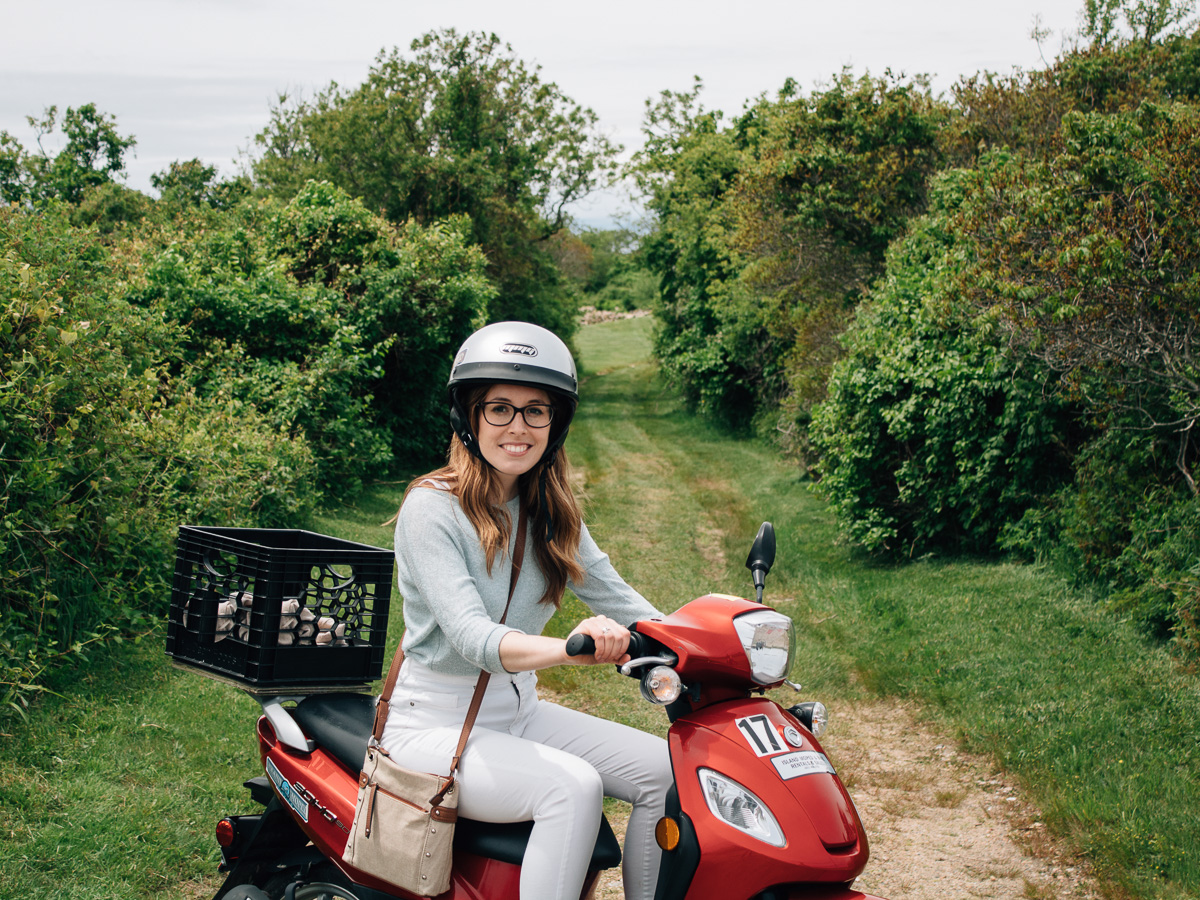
[566,616,631,665]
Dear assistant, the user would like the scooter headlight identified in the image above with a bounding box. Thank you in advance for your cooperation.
[697,768,786,847]
[733,609,795,685]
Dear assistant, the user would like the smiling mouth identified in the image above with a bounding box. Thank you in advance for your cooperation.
[501,443,532,455]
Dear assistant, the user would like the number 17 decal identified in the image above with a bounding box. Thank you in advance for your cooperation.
[735,714,783,756]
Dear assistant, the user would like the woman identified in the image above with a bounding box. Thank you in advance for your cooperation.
[382,321,671,900]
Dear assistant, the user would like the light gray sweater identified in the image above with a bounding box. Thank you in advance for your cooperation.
[394,486,660,676]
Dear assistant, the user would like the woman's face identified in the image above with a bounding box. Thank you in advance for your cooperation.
[475,383,554,499]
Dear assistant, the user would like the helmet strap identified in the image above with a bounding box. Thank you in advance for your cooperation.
[450,396,487,464]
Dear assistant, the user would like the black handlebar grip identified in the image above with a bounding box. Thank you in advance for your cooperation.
[626,631,649,658]
[565,633,596,657]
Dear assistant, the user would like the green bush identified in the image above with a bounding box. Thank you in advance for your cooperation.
[131,182,494,490]
[811,171,1074,556]
[942,31,1200,168]
[589,268,657,312]
[0,203,317,714]
[135,208,390,495]
[264,181,496,465]
[815,101,1200,654]
[1008,426,1200,653]
[640,73,947,433]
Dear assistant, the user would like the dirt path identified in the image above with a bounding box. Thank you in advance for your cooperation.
[592,699,1101,900]
[825,700,1100,900]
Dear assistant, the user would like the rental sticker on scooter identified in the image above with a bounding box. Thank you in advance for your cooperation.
[266,757,310,823]
[770,751,836,781]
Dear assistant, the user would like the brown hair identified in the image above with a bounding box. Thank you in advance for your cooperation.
[393,384,584,607]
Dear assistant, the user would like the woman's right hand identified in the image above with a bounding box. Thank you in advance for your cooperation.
[566,615,631,665]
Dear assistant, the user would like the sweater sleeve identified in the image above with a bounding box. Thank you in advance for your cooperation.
[394,488,517,673]
[569,522,662,625]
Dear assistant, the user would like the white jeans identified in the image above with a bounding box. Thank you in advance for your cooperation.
[381,659,671,900]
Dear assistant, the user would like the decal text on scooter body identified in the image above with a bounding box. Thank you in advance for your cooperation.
[735,714,785,756]
[770,751,836,781]
[266,757,310,823]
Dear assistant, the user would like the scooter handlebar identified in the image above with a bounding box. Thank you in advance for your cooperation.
[565,630,655,660]
[565,633,595,657]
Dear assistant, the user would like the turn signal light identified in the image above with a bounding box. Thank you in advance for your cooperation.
[640,666,683,705]
[655,816,681,851]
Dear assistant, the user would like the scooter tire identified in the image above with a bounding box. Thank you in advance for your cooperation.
[218,887,271,900]
[262,864,369,900]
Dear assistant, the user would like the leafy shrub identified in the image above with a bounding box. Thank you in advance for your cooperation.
[590,268,657,312]
[811,172,1074,556]
[134,208,389,495]
[263,181,496,464]
[815,100,1200,654]
[1,203,317,715]
[130,181,494,489]
[1007,426,1200,653]
[941,31,1200,168]
[640,73,947,433]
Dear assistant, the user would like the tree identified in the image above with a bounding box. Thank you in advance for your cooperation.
[252,29,619,338]
[0,132,24,203]
[151,158,250,210]
[24,104,137,203]
[734,72,947,432]
[635,72,947,441]
[958,105,1200,494]
[1081,0,1197,45]
[0,104,137,206]
[633,79,754,423]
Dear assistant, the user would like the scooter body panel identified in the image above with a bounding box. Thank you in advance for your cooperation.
[668,698,869,900]
[257,716,528,900]
[636,594,767,686]
[258,716,356,860]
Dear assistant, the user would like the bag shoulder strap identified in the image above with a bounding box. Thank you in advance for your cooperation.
[371,499,529,801]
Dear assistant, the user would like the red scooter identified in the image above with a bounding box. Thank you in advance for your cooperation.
[210,523,886,900]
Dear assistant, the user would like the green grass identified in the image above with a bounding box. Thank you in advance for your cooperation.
[0,640,262,898]
[1,315,1197,899]
[574,315,653,375]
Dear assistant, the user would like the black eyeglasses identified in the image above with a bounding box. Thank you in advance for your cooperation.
[477,401,555,428]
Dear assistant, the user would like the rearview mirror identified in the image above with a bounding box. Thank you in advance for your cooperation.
[745,522,776,602]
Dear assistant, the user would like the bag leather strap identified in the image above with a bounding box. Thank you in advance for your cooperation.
[371,498,529,807]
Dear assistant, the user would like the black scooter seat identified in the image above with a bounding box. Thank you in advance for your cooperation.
[292,692,377,773]
[291,693,622,870]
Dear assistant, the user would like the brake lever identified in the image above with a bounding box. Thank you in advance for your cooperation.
[619,655,678,677]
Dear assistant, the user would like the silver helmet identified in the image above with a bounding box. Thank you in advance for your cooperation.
[448,321,578,462]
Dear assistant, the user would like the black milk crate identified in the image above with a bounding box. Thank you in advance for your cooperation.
[167,526,392,690]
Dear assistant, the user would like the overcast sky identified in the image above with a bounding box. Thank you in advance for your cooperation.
[2,0,1087,227]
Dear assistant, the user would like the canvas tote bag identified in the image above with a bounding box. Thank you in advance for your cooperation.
[342,501,527,895]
